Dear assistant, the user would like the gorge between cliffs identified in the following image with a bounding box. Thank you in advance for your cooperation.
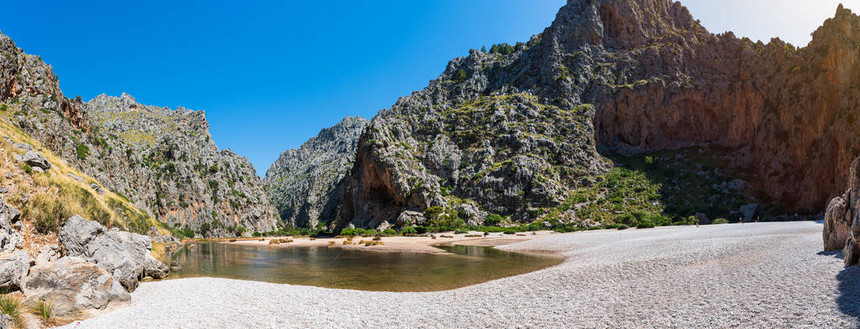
[0,0,857,328]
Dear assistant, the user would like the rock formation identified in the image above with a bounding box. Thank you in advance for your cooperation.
[273,0,860,229]
[58,215,169,292]
[0,33,279,236]
[264,116,368,228]
[825,157,860,266]
[23,257,130,318]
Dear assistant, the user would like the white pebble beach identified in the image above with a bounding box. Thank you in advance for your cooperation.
[62,221,858,328]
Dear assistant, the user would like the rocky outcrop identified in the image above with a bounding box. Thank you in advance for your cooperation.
[22,257,130,318]
[58,215,169,292]
[826,157,860,266]
[0,33,279,236]
[264,116,368,228]
[21,150,50,171]
[824,195,850,251]
[0,197,22,253]
[0,251,33,291]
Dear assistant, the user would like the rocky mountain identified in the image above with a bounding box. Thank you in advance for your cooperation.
[264,116,368,228]
[0,32,278,236]
[269,0,860,230]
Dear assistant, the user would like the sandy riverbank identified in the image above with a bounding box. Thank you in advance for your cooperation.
[64,221,860,328]
[226,231,553,254]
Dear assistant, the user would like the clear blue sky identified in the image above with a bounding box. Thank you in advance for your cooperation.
[0,0,856,176]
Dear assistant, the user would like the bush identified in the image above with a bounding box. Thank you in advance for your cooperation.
[0,294,22,328]
[485,213,503,226]
[75,143,90,161]
[30,298,53,324]
[454,228,468,234]
[424,206,443,221]
[29,194,69,234]
[382,229,398,236]
[489,43,514,55]
[454,69,467,82]
[712,218,729,225]
[400,226,418,235]
[200,222,211,236]
[636,221,655,229]
[340,228,372,237]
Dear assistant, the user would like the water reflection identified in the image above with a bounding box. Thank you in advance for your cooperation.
[165,242,561,292]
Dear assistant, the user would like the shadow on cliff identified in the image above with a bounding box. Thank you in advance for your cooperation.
[603,148,768,221]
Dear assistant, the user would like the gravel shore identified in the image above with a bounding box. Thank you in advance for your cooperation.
[64,221,859,328]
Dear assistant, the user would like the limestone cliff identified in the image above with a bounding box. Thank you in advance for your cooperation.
[325,0,860,228]
[263,116,368,228]
[0,33,278,236]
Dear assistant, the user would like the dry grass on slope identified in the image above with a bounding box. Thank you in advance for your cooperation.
[0,110,171,254]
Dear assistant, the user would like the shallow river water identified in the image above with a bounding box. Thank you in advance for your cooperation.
[165,242,562,291]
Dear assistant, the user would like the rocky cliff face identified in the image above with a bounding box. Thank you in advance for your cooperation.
[824,157,860,266]
[319,0,860,229]
[263,116,368,228]
[0,33,278,236]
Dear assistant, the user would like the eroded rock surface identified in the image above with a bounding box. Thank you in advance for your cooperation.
[0,251,33,291]
[320,1,860,228]
[264,116,368,228]
[58,215,169,291]
[22,256,130,318]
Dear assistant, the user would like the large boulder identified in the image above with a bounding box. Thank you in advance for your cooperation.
[58,215,169,292]
[0,251,33,291]
[0,198,23,254]
[395,210,425,227]
[21,150,51,171]
[827,157,860,264]
[22,257,129,318]
[0,197,20,232]
[824,196,850,250]
[739,203,758,222]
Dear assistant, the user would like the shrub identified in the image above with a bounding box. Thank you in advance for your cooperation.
[712,218,729,225]
[75,143,90,161]
[0,294,22,328]
[30,298,53,324]
[340,228,372,237]
[424,206,443,221]
[22,164,32,175]
[454,69,467,82]
[489,43,514,55]
[636,220,655,229]
[200,222,211,235]
[29,194,69,234]
[485,213,503,226]
[382,229,397,236]
[644,155,655,165]
[400,226,418,235]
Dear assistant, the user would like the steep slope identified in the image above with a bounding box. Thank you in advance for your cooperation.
[0,100,165,241]
[264,116,368,228]
[0,33,278,236]
[329,0,860,229]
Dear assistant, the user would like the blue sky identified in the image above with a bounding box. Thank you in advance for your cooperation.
[0,0,856,176]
